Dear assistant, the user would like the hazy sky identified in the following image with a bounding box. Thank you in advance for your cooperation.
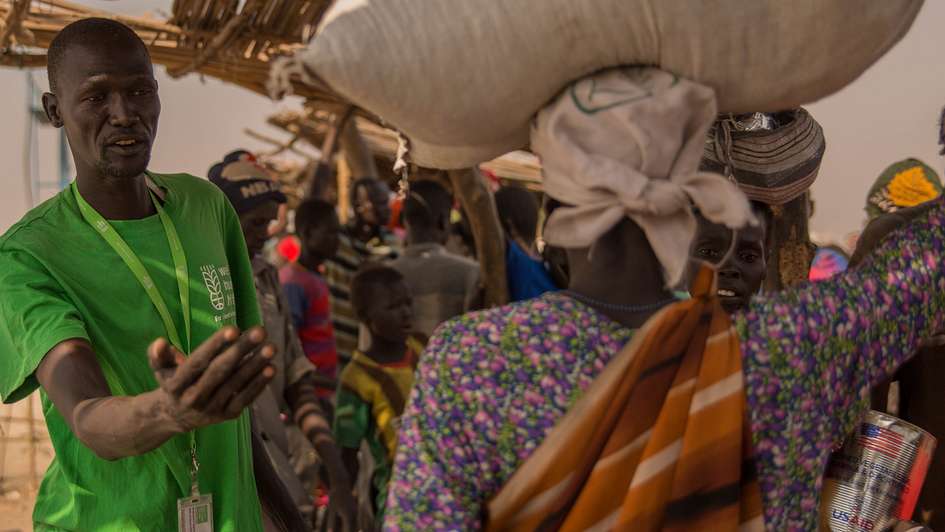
[2,1,944,238]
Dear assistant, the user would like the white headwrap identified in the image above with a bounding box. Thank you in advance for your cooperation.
[534,68,757,288]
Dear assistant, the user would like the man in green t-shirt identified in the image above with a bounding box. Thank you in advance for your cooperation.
[0,18,275,531]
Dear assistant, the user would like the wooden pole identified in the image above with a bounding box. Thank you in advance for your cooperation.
[307,106,354,199]
[339,121,379,181]
[764,191,815,291]
[448,168,509,307]
[337,156,351,225]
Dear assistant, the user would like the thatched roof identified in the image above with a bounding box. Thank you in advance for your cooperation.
[0,0,342,101]
[0,1,542,187]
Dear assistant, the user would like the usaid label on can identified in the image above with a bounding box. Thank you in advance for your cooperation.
[820,410,937,532]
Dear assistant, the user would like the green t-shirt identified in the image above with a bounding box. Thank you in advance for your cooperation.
[0,173,264,531]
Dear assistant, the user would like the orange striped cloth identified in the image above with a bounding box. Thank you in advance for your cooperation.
[486,266,763,531]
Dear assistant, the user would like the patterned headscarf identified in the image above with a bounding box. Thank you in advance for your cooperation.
[534,67,756,288]
[866,158,942,220]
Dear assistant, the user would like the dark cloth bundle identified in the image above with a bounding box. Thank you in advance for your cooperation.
[701,108,825,205]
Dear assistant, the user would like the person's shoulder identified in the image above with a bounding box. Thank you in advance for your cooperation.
[277,262,295,281]
[338,353,369,387]
[0,190,74,254]
[149,172,227,205]
[338,357,357,378]
[282,263,326,290]
[426,295,555,352]
[441,249,480,272]
[149,171,214,191]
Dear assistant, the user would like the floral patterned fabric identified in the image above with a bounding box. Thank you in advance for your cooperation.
[739,199,945,529]
[385,199,945,531]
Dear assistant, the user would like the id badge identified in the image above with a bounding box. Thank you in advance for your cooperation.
[178,493,213,532]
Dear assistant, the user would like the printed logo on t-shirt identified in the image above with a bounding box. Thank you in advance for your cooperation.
[201,264,237,324]
[201,265,225,310]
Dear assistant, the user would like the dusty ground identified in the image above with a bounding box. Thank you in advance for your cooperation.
[0,489,35,532]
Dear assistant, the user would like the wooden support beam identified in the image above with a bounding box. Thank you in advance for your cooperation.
[307,106,354,199]
[448,168,509,307]
[764,192,815,291]
[336,156,351,224]
[242,128,317,159]
[339,120,379,181]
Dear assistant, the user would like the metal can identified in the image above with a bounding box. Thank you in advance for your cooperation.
[820,410,937,532]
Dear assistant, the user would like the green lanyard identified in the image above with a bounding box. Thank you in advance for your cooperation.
[72,179,192,354]
[72,179,204,495]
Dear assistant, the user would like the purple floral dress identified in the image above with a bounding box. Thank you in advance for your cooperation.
[385,200,945,531]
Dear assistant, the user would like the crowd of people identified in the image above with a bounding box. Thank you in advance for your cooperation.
[1,16,944,532]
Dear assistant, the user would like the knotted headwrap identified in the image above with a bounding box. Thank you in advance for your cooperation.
[534,67,756,288]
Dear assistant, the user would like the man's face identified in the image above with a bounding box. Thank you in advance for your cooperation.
[303,212,341,261]
[691,214,767,314]
[354,182,391,229]
[366,281,414,343]
[44,42,160,181]
[238,201,280,258]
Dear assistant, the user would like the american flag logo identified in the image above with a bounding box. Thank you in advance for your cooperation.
[857,423,904,459]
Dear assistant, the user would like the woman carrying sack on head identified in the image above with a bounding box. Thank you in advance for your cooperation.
[383,68,945,531]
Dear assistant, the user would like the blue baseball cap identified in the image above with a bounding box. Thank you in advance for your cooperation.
[208,150,287,214]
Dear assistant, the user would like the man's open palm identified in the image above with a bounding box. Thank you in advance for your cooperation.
[149,326,276,431]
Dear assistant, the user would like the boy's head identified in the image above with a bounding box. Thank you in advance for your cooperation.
[690,202,770,314]
[209,150,286,257]
[403,180,453,244]
[294,198,340,262]
[351,265,413,344]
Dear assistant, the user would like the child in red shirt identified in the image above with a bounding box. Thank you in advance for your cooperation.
[280,199,341,397]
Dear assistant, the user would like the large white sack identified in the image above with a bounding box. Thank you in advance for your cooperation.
[286,0,923,169]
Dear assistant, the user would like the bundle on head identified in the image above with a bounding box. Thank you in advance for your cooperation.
[700,109,825,206]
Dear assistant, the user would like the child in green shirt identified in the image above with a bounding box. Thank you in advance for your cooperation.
[332,265,423,530]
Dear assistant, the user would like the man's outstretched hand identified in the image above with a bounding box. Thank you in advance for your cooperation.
[149,326,276,432]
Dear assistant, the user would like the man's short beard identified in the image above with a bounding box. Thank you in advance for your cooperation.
[96,154,149,180]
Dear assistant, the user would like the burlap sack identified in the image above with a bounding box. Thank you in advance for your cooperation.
[277,0,923,169]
